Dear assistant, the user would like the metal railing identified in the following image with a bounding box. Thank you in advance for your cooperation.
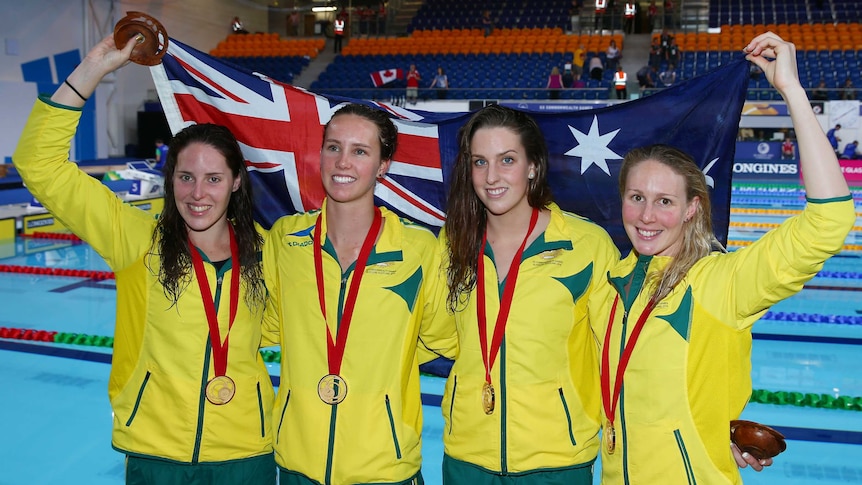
[312,86,860,103]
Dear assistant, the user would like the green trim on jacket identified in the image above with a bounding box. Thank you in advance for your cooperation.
[441,203,620,476]
[13,98,274,464]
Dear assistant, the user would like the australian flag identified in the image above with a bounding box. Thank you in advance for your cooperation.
[150,39,750,252]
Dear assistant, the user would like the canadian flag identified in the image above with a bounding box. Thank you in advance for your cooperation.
[370,68,404,87]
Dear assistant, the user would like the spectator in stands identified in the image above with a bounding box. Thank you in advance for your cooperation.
[659,28,673,59]
[231,16,248,34]
[606,39,621,73]
[738,127,754,141]
[357,5,372,35]
[289,10,301,36]
[430,66,449,99]
[231,17,245,32]
[811,79,829,100]
[841,77,856,100]
[562,64,575,88]
[748,63,763,81]
[439,103,620,485]
[13,35,275,484]
[547,66,564,99]
[664,0,675,29]
[637,65,657,90]
[573,44,587,78]
[613,64,628,99]
[589,55,604,81]
[781,138,796,159]
[665,37,680,68]
[378,1,387,35]
[841,140,859,159]
[481,10,493,37]
[590,32,852,484]
[569,0,582,33]
[406,63,421,104]
[648,37,662,69]
[827,124,841,155]
[624,2,637,34]
[153,138,169,171]
[659,63,677,86]
[648,0,659,31]
[333,13,346,53]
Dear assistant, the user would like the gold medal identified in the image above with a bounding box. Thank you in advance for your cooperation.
[205,375,236,405]
[606,421,616,454]
[318,374,348,405]
[482,382,495,415]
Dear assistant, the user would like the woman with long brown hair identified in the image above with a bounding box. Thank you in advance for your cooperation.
[13,35,275,483]
[439,104,620,484]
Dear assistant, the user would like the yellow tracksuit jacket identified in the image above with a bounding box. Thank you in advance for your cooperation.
[441,203,620,475]
[13,97,274,464]
[262,201,457,484]
[590,197,855,484]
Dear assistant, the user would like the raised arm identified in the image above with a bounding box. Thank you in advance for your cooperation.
[53,34,137,108]
[744,32,850,200]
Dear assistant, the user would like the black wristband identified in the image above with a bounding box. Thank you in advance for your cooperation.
[64,79,88,101]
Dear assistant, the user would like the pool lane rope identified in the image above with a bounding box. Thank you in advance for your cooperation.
[1,325,860,412]
[0,264,114,279]
[0,326,280,363]
[20,232,84,242]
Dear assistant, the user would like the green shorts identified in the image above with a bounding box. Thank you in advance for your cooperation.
[279,467,423,485]
[442,454,593,485]
[125,453,275,485]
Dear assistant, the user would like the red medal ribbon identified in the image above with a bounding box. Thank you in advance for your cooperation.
[189,225,240,379]
[477,207,539,388]
[314,207,382,376]
[601,294,657,436]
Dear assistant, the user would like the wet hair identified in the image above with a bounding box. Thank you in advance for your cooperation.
[153,123,265,309]
[444,104,553,312]
[324,103,398,161]
[619,144,723,303]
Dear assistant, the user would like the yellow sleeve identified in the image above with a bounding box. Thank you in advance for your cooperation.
[12,96,155,270]
[260,219,282,348]
[416,229,458,364]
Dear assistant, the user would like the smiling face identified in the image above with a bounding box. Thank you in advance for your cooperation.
[470,126,536,219]
[173,142,241,237]
[320,113,389,206]
[621,159,699,257]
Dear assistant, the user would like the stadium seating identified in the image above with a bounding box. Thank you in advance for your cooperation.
[206,5,861,103]
[708,0,862,30]
[310,28,621,100]
[210,33,325,85]
[666,24,861,98]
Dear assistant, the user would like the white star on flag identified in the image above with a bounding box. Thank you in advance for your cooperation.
[564,115,623,176]
[702,157,719,188]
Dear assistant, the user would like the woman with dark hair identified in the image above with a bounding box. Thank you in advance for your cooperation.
[12,36,275,483]
[590,32,855,484]
[262,102,456,485]
[430,66,449,99]
[439,104,620,484]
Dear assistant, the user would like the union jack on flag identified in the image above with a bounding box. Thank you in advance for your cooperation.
[150,39,467,229]
[150,39,751,252]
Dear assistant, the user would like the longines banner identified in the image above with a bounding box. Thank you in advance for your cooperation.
[732,159,799,182]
